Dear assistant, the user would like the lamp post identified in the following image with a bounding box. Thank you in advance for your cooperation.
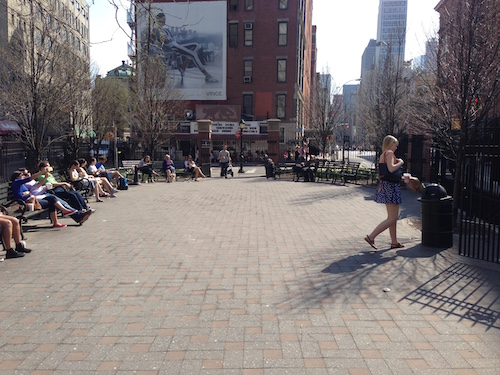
[238,120,245,173]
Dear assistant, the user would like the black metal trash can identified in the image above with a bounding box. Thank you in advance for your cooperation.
[418,184,453,248]
[201,163,211,177]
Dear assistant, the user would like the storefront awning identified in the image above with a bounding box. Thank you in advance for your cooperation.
[0,120,22,136]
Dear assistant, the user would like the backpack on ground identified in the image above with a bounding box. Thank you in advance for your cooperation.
[117,176,128,190]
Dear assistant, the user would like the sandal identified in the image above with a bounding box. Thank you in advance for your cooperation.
[364,235,378,250]
[390,242,404,249]
[53,223,67,228]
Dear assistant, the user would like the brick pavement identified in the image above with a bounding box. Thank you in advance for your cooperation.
[0,168,499,374]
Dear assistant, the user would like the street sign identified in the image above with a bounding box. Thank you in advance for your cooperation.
[235,130,241,138]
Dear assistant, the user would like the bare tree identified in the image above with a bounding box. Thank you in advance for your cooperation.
[305,73,342,158]
[0,1,90,168]
[91,68,130,158]
[434,0,500,222]
[357,30,410,152]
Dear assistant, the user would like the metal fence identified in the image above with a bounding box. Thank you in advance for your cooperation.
[459,125,500,263]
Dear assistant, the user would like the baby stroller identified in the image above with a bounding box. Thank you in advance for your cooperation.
[226,162,234,177]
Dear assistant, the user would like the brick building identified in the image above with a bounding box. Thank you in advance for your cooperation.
[131,0,314,163]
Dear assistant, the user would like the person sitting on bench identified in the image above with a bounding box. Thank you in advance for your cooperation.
[138,155,161,183]
[162,154,176,183]
[0,210,32,259]
[94,156,122,187]
[185,155,206,181]
[11,169,91,228]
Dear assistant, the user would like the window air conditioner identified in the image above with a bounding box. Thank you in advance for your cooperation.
[243,76,252,83]
[244,22,253,30]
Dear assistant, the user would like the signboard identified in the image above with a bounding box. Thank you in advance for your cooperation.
[137,1,227,100]
[191,121,262,135]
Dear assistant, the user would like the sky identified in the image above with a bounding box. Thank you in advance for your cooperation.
[88,0,440,86]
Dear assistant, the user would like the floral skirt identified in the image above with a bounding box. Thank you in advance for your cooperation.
[375,180,402,204]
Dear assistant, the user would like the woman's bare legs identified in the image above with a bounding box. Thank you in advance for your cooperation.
[50,211,63,227]
[99,178,114,195]
[194,167,206,181]
[93,183,102,202]
[368,204,399,246]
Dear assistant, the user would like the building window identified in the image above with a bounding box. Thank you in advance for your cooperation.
[279,0,288,9]
[243,94,253,116]
[244,23,253,46]
[279,127,285,143]
[278,22,288,46]
[244,60,253,82]
[229,23,238,47]
[244,0,254,10]
[277,59,287,83]
[229,0,238,11]
[277,94,286,118]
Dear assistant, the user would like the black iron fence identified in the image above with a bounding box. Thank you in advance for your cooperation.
[459,125,500,263]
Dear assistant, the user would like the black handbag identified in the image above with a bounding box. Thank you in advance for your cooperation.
[379,151,403,183]
[379,163,402,183]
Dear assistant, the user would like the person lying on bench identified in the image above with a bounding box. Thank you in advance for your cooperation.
[11,169,91,228]
[35,161,91,213]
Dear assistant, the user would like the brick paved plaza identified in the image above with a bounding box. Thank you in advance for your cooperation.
[1,169,499,374]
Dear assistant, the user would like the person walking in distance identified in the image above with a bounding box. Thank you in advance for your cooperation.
[365,135,405,250]
[218,145,231,178]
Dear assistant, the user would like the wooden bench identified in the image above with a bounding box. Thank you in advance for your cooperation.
[357,166,378,185]
[172,161,194,180]
[275,162,296,179]
[120,160,162,183]
[342,162,361,184]
[119,160,142,183]
[293,159,319,182]
[315,160,335,182]
[331,162,361,185]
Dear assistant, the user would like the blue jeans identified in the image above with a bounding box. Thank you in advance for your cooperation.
[39,193,83,222]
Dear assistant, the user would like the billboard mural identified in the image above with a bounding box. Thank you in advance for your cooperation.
[137,1,226,100]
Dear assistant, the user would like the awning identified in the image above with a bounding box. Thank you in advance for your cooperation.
[0,120,22,136]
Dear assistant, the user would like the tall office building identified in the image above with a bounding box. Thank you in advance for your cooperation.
[361,39,377,78]
[0,0,90,62]
[375,0,408,68]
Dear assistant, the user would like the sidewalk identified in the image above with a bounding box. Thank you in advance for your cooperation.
[0,175,498,374]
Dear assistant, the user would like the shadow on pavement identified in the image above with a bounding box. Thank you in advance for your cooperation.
[400,262,500,331]
[321,249,395,274]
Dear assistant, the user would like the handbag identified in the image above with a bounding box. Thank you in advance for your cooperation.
[379,152,403,183]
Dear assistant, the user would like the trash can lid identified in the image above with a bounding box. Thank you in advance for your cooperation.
[421,183,448,200]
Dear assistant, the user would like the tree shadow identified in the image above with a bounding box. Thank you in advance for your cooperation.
[321,249,395,274]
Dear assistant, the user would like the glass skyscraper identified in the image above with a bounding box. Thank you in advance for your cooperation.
[375,0,408,67]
